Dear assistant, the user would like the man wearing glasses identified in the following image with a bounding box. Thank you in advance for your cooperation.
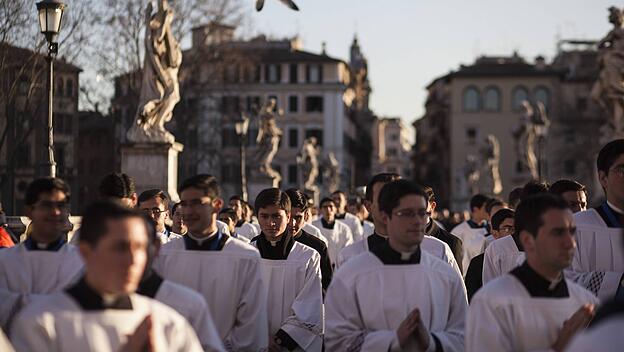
[569,139,624,301]
[0,178,83,331]
[138,189,179,244]
[325,180,467,352]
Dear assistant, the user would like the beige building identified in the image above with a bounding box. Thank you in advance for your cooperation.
[372,117,412,178]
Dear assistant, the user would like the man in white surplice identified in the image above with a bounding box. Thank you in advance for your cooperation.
[153,174,268,351]
[326,180,467,352]
[451,194,490,276]
[331,190,365,242]
[466,194,599,352]
[312,197,354,267]
[568,139,624,301]
[250,188,323,352]
[0,178,83,331]
[11,201,202,351]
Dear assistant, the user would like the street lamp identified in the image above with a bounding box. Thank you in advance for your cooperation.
[235,113,250,202]
[36,0,66,178]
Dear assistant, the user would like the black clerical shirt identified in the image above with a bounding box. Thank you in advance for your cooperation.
[251,231,295,260]
[136,270,164,298]
[510,261,568,298]
[426,220,464,272]
[183,231,228,251]
[371,240,421,265]
[23,237,65,251]
[66,277,133,310]
[293,230,333,291]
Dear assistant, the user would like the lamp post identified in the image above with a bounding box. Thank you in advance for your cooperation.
[235,113,250,202]
[36,0,66,178]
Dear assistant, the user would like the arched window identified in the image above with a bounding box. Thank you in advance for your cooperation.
[512,86,529,111]
[56,78,64,97]
[483,86,501,111]
[463,86,480,112]
[66,79,74,97]
[533,86,550,110]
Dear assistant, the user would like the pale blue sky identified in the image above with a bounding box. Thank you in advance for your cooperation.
[248,0,614,135]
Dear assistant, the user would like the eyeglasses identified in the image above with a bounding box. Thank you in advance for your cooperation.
[178,199,212,209]
[498,225,515,234]
[393,209,431,220]
[141,208,165,216]
[34,201,69,211]
[609,166,624,177]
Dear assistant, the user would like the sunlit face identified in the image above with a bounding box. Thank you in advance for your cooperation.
[139,197,169,233]
[80,217,148,295]
[229,199,243,222]
[599,154,624,207]
[258,205,290,241]
[492,217,515,240]
[331,193,346,213]
[320,201,337,221]
[370,182,386,227]
[288,207,308,236]
[179,188,223,235]
[561,190,587,213]
[218,213,236,234]
[26,190,69,243]
[172,206,187,235]
[522,208,577,272]
[382,194,429,248]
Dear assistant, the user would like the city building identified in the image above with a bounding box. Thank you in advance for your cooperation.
[372,117,412,178]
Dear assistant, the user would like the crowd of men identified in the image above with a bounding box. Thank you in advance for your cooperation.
[0,139,623,351]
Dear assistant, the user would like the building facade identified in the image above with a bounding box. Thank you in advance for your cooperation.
[372,117,412,178]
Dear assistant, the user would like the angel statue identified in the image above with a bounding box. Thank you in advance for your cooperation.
[127,0,182,144]
[253,98,282,183]
[296,137,320,193]
[481,135,503,195]
[323,152,340,194]
[463,155,481,196]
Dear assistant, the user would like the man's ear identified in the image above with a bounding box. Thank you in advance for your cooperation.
[519,230,535,252]
[364,200,372,213]
[429,201,437,212]
[598,170,609,190]
[380,211,390,227]
[130,193,138,208]
[212,198,224,212]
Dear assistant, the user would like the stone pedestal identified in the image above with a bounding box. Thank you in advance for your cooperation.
[121,142,184,202]
[248,172,280,204]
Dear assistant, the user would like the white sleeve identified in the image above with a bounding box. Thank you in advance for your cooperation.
[441,242,463,278]
[167,317,205,352]
[223,257,269,352]
[481,245,498,285]
[189,298,226,352]
[431,275,467,352]
[351,218,364,243]
[567,242,622,300]
[280,252,324,351]
[465,295,514,352]
[342,226,354,250]
[10,311,57,352]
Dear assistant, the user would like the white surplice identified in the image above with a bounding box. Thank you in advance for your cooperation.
[250,241,323,352]
[325,250,467,352]
[466,274,599,352]
[158,232,182,245]
[567,209,624,300]
[303,223,328,245]
[311,219,354,266]
[0,243,84,330]
[363,220,374,237]
[0,329,13,352]
[10,292,202,352]
[235,222,260,241]
[154,236,268,352]
[154,279,225,352]
[451,220,489,276]
[337,213,364,242]
[566,314,624,352]
[482,235,525,285]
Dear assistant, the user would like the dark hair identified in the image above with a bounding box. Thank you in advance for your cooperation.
[229,195,243,202]
[99,173,135,199]
[179,174,220,199]
[219,207,237,221]
[378,180,427,217]
[485,198,507,215]
[515,193,569,238]
[508,187,523,208]
[597,139,624,174]
[550,179,587,197]
[422,185,436,203]
[331,190,346,197]
[172,202,181,215]
[137,189,169,209]
[25,177,71,206]
[319,197,336,207]
[491,208,514,230]
[285,188,309,210]
[520,180,550,200]
[470,194,490,211]
[254,188,291,214]
[365,173,401,201]
[80,200,149,246]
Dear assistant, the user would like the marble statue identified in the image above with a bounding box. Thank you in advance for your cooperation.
[512,100,549,180]
[592,6,624,138]
[323,152,340,194]
[127,0,182,144]
[297,137,320,193]
[481,134,503,195]
[463,155,480,195]
[253,98,282,182]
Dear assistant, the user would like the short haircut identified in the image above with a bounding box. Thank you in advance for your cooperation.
[520,180,550,200]
[470,194,490,211]
[485,198,507,215]
[550,179,587,196]
[491,208,515,230]
[597,139,624,174]
[254,188,291,214]
[331,190,346,197]
[378,180,427,217]
[423,185,436,203]
[99,173,135,199]
[179,174,220,199]
[365,173,401,201]
[508,187,523,208]
[219,207,237,221]
[25,177,70,206]
[285,188,309,210]
[137,189,169,209]
[229,195,243,202]
[172,202,181,215]
[515,193,569,238]
[79,200,149,246]
[319,197,336,207]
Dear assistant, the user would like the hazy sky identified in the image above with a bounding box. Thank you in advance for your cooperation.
[249,0,615,136]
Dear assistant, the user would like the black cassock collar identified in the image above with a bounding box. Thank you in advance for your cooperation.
[371,240,421,265]
[367,232,387,252]
[510,261,568,298]
[66,276,133,311]
[252,231,295,260]
[136,270,164,298]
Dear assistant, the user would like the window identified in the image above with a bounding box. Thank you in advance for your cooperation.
[462,86,480,112]
[305,129,323,146]
[466,127,477,145]
[387,148,398,157]
[533,86,550,110]
[305,96,323,112]
[289,95,299,113]
[66,79,74,97]
[288,128,298,148]
[225,64,239,83]
[483,86,500,111]
[221,128,238,147]
[221,164,240,182]
[306,64,322,83]
[18,76,29,95]
[266,64,281,83]
[289,64,298,83]
[576,97,587,112]
[288,164,298,184]
[16,145,30,168]
[389,133,399,141]
[248,128,258,146]
[512,86,529,111]
[221,96,240,115]
[56,144,66,172]
[56,78,64,97]
[246,96,261,112]
[564,160,576,175]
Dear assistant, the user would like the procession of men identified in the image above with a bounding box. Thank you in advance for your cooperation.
[0,138,621,351]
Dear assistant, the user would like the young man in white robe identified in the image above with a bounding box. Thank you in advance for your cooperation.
[230,195,260,240]
[312,197,354,267]
[325,180,467,352]
[138,189,179,244]
[250,188,323,352]
[138,213,224,351]
[0,178,83,331]
[153,174,268,351]
[219,207,251,243]
[331,190,365,242]
[451,194,490,276]
[568,139,624,301]
[11,200,203,352]
[337,173,461,276]
[466,194,599,352]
